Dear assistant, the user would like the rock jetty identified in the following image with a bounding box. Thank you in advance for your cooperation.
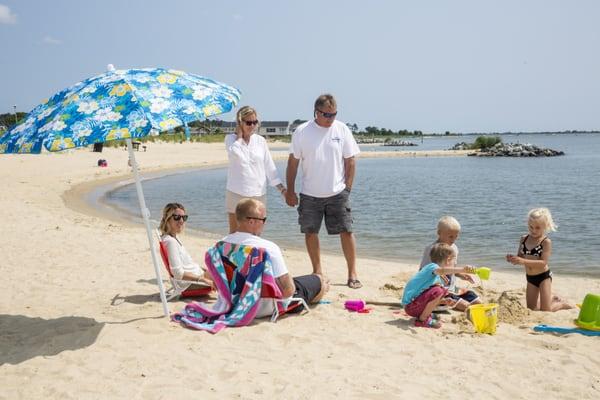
[467,142,564,157]
[383,139,417,147]
[449,142,471,150]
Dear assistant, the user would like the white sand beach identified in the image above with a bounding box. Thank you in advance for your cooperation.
[1,142,599,399]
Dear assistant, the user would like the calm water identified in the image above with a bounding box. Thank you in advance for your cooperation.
[105,133,600,276]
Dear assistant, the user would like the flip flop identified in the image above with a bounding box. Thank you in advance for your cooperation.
[347,279,363,289]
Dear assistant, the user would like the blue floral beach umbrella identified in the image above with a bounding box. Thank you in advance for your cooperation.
[0,66,241,153]
[0,65,241,317]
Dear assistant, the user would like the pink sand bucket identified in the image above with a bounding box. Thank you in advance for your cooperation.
[344,299,366,312]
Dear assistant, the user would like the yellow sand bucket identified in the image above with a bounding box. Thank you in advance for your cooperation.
[469,303,498,334]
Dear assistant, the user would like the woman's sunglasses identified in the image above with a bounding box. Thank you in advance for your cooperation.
[243,120,259,126]
[171,214,188,222]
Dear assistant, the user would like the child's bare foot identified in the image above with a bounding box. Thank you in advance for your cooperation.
[552,295,574,311]
[415,316,441,329]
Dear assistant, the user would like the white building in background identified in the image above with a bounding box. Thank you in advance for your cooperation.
[198,120,292,137]
[257,121,289,136]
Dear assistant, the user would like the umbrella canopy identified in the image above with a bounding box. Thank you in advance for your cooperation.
[0,66,240,153]
[0,66,241,317]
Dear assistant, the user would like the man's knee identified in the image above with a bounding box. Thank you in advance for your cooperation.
[313,274,329,301]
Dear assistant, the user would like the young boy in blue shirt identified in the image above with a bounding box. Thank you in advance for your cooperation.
[419,216,481,311]
[403,243,476,328]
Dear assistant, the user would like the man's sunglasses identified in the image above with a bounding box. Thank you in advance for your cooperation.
[171,214,188,222]
[243,120,259,126]
[246,216,267,223]
[316,109,337,119]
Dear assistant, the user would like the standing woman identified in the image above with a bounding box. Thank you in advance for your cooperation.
[225,106,285,233]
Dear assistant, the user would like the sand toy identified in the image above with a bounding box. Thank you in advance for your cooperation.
[574,293,600,331]
[475,267,491,280]
[468,303,498,334]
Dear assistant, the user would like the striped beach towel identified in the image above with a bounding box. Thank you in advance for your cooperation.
[172,241,282,334]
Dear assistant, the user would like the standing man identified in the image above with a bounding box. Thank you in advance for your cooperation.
[285,94,362,289]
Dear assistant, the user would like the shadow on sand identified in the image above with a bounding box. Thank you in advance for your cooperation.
[111,292,163,305]
[0,314,104,365]
[0,314,166,365]
[384,317,417,332]
[111,292,211,306]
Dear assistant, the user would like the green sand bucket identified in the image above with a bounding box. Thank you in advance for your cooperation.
[574,293,600,331]
[475,267,491,280]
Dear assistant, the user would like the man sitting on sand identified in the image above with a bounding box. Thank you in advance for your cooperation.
[223,198,329,318]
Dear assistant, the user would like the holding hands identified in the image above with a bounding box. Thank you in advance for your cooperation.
[285,190,298,207]
[275,183,288,200]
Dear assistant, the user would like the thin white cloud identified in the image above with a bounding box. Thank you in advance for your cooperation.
[233,14,243,21]
[42,36,62,45]
[0,4,17,24]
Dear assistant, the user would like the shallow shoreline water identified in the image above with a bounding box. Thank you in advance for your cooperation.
[87,147,600,277]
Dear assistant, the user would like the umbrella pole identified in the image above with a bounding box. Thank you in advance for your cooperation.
[126,138,170,318]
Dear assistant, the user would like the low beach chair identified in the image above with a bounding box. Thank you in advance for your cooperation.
[172,242,308,333]
[216,246,309,323]
[155,230,211,301]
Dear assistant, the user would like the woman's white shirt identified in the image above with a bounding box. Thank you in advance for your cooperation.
[225,133,282,197]
[161,234,203,292]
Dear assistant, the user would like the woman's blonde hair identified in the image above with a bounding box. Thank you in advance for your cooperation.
[159,202,185,235]
[236,106,258,127]
[528,207,557,232]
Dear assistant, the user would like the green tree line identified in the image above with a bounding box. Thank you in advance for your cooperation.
[0,112,28,131]
[354,125,423,137]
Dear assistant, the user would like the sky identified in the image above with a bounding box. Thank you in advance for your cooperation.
[1,0,599,133]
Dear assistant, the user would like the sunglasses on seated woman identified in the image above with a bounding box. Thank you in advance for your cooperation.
[172,214,188,222]
[243,120,259,126]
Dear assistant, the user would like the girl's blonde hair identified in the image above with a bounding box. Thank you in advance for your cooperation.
[528,207,557,232]
[159,202,185,235]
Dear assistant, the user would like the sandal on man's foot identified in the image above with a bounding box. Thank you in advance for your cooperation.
[347,279,363,289]
[414,316,441,329]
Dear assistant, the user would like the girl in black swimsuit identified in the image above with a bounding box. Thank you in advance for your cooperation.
[506,208,572,312]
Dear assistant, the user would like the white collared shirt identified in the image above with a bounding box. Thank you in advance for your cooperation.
[225,133,282,197]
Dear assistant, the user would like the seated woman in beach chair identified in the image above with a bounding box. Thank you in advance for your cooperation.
[159,203,213,299]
